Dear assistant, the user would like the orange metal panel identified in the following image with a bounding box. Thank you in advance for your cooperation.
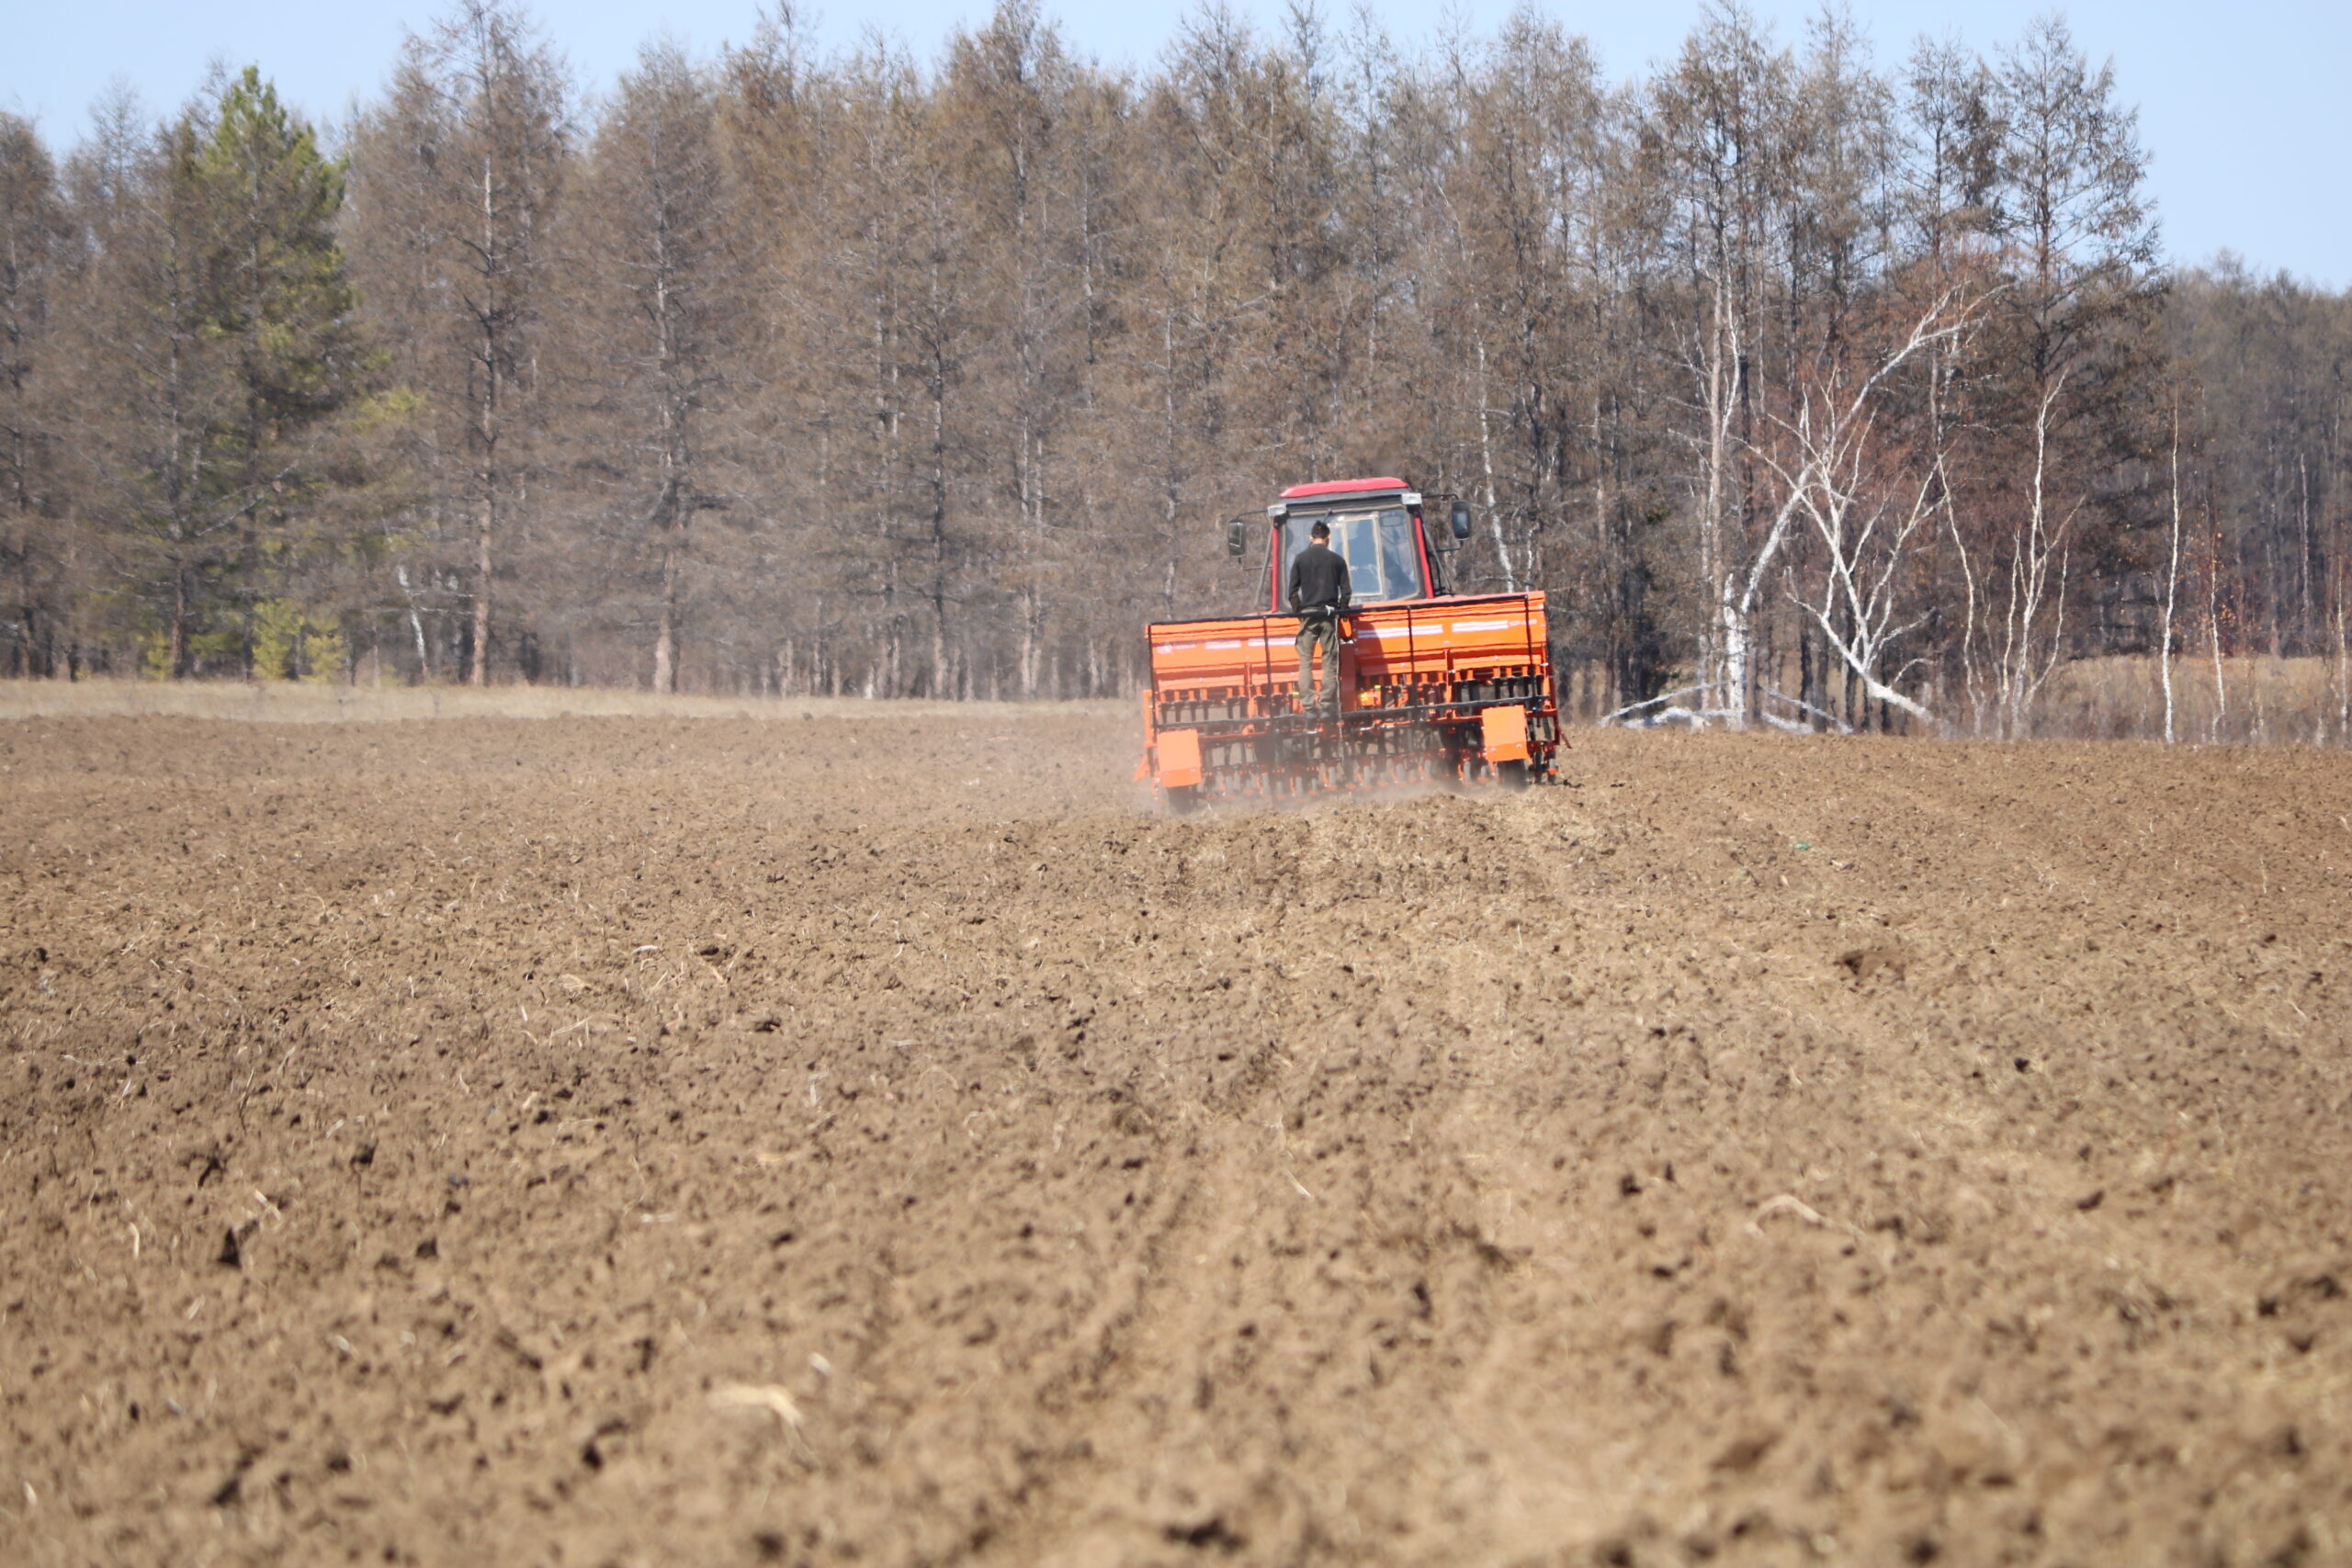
[1480,703,1530,762]
[1140,584,1556,800]
[1145,592,1550,699]
[1156,728,1204,788]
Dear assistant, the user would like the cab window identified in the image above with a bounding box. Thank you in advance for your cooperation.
[1281,508,1423,603]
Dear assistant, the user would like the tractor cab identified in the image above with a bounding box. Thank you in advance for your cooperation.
[1228,478,1475,614]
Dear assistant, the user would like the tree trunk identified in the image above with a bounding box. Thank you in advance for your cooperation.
[653,535,679,694]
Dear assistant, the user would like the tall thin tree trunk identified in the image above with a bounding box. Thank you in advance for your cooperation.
[2162,399,2182,743]
[653,535,679,693]
[1472,326,1512,590]
[1701,265,1732,723]
[2208,491,2228,741]
[470,141,499,690]
[472,475,493,686]
[929,337,948,698]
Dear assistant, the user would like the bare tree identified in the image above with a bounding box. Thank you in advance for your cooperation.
[1991,372,2076,734]
[568,40,739,692]
[944,0,1078,699]
[2161,393,2182,741]
[1648,7,1796,727]
[1974,16,2160,735]
[348,0,569,685]
[58,88,247,675]
[1774,289,1988,728]
[0,114,68,675]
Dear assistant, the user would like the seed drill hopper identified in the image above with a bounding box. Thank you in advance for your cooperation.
[1140,478,1561,808]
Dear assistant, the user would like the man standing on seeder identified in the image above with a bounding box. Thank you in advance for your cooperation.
[1287,517,1351,716]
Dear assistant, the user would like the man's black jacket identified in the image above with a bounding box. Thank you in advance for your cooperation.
[1287,542,1351,616]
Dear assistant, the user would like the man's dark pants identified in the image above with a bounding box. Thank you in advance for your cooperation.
[1295,614,1341,713]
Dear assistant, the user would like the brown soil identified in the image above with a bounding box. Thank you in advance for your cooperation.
[5,712,2350,1567]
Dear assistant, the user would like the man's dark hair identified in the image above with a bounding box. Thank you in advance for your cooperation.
[1309,520,1330,539]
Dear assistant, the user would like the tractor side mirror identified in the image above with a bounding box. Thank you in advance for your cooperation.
[1449,502,1474,540]
[1226,519,1248,558]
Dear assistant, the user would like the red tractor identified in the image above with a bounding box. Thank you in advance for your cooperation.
[1139,478,1561,808]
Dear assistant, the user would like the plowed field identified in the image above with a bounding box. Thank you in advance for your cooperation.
[5,709,2350,1567]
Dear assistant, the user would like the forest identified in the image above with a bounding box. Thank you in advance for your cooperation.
[0,0,2346,738]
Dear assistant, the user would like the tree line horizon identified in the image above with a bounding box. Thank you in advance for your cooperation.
[1,0,2347,737]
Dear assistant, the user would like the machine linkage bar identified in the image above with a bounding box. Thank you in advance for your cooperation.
[1156,696,1551,739]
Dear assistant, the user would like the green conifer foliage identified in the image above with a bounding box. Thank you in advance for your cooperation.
[192,66,368,675]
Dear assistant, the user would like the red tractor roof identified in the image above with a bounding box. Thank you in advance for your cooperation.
[1278,477,1408,501]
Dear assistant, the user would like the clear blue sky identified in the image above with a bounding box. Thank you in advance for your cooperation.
[9,1,2347,287]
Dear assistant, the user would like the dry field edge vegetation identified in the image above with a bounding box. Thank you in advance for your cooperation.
[0,679,1128,725]
[5,707,2351,1567]
[8,660,2351,748]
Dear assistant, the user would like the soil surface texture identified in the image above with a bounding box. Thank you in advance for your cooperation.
[5,710,2350,1567]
